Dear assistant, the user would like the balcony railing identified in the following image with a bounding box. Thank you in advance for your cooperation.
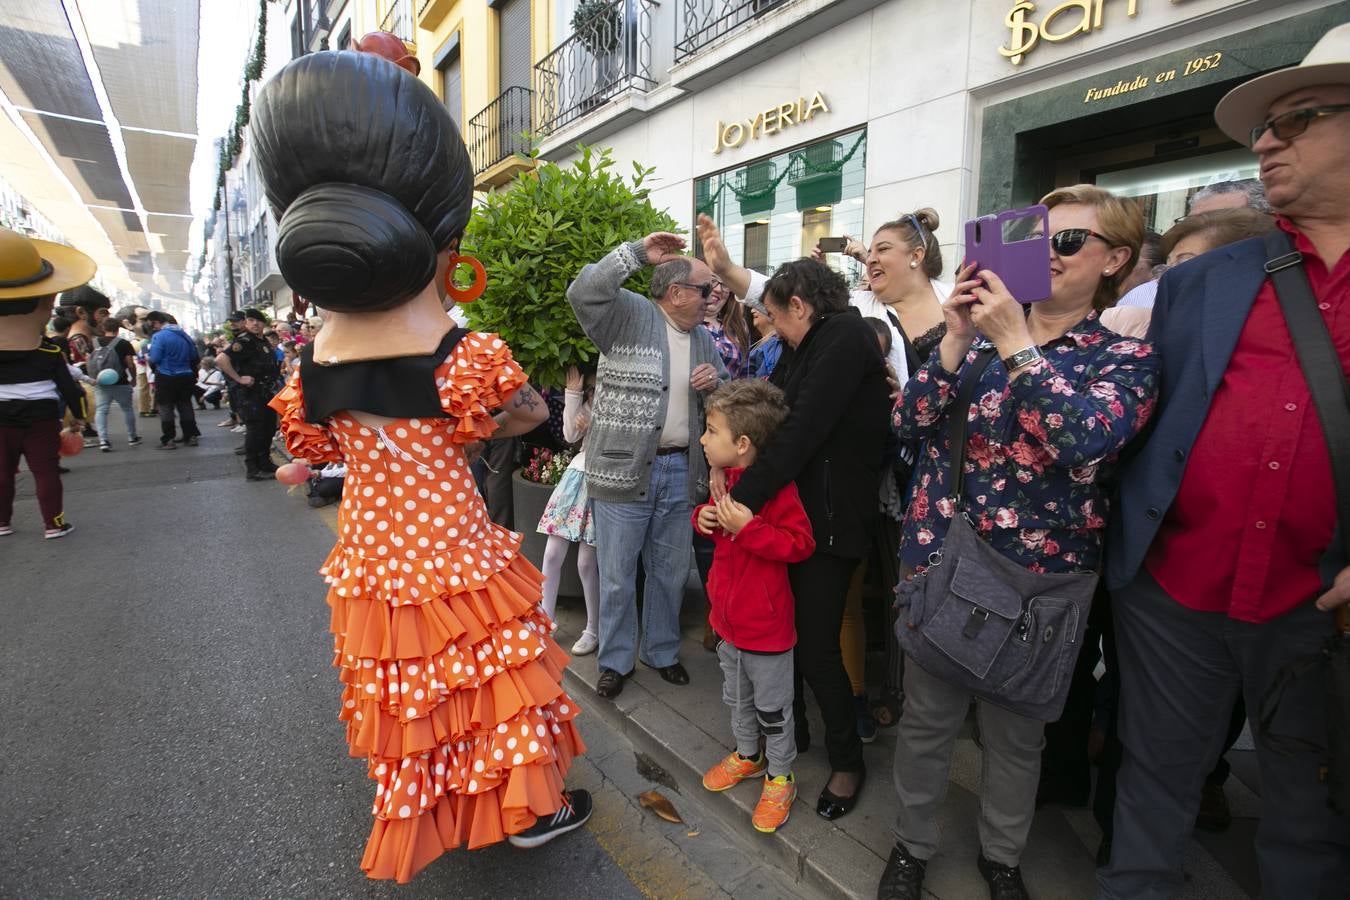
[468,86,534,176]
[534,0,655,136]
[676,0,792,63]
[380,0,414,43]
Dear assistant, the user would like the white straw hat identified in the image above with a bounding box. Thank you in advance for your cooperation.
[1215,23,1350,145]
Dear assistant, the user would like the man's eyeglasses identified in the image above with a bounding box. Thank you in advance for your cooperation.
[677,281,718,300]
[1250,104,1350,147]
[1050,228,1110,256]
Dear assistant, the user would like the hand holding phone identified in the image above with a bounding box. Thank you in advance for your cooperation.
[962,205,1051,303]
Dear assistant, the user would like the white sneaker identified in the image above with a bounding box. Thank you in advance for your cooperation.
[570,631,598,656]
[231,425,246,433]
[44,522,74,540]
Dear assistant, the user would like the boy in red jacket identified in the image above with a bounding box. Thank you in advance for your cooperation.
[694,379,814,833]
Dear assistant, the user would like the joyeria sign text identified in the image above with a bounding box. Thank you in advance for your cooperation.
[712,92,830,155]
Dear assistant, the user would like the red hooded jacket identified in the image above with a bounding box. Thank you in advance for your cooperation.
[693,467,815,653]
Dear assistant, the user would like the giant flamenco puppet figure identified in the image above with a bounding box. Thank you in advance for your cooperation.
[252,50,589,882]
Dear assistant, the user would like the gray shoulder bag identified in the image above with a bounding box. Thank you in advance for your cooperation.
[894,349,1098,721]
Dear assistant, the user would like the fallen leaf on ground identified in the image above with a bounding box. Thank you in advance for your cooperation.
[686,830,700,838]
[637,789,685,824]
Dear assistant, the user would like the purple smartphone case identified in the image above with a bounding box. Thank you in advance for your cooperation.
[963,204,1052,303]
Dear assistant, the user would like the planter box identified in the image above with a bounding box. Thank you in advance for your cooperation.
[512,471,584,598]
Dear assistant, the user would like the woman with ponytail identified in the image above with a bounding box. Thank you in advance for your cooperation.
[253,49,590,883]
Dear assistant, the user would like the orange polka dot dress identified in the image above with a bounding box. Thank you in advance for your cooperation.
[269,332,585,883]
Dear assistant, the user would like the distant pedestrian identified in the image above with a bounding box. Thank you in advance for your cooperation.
[0,226,97,539]
[88,317,140,451]
[215,307,281,480]
[145,310,200,449]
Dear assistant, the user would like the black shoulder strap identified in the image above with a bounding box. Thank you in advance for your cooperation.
[883,309,922,374]
[1264,229,1350,561]
[947,348,999,506]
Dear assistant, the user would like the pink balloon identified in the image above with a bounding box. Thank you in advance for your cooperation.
[275,462,310,485]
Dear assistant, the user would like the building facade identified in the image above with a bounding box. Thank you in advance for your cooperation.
[522,0,1345,278]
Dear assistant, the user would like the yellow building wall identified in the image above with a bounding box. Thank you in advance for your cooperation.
[411,0,555,127]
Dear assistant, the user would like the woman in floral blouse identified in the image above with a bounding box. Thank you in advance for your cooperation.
[877,185,1160,900]
[702,278,750,379]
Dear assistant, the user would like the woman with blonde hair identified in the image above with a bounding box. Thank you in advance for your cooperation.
[878,184,1159,900]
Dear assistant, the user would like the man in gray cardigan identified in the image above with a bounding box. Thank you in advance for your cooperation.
[567,232,729,699]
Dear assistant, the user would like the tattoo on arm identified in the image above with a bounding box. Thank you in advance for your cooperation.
[511,385,541,412]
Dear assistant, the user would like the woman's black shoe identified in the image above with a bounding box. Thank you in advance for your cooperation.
[816,765,866,820]
[877,841,927,900]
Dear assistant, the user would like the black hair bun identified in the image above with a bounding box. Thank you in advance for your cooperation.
[275,184,436,311]
[249,51,473,311]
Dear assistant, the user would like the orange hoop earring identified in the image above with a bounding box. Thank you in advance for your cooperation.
[444,253,487,303]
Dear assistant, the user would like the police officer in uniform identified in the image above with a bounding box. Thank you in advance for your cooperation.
[216,308,281,481]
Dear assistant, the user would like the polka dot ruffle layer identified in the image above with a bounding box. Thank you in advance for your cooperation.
[270,334,586,884]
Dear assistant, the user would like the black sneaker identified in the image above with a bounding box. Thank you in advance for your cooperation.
[977,853,1030,900]
[185,436,199,447]
[245,471,272,482]
[128,437,142,447]
[44,522,75,540]
[877,841,927,900]
[99,442,112,453]
[507,790,593,849]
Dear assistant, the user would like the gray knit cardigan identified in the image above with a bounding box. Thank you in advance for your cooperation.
[566,242,729,504]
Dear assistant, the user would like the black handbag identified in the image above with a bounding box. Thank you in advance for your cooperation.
[894,349,1098,722]
[1256,230,1350,816]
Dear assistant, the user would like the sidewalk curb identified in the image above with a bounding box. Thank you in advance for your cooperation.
[564,664,884,900]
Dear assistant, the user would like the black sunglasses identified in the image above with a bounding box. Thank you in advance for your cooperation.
[1250,104,1350,147]
[1050,228,1109,256]
[677,281,717,300]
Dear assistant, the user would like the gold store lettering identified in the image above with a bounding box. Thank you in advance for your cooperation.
[1000,0,1140,66]
[712,92,830,155]
[1082,51,1222,103]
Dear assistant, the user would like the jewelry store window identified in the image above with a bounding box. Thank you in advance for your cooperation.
[1095,148,1260,232]
[694,127,867,285]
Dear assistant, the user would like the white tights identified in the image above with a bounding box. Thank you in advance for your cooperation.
[539,535,599,637]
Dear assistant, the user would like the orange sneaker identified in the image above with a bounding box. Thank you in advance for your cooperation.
[752,774,796,833]
[702,751,766,792]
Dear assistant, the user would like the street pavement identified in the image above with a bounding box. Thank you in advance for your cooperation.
[0,408,807,900]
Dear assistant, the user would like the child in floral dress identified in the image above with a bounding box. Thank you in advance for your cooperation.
[537,365,599,655]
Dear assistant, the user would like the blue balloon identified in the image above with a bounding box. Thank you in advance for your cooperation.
[96,369,119,385]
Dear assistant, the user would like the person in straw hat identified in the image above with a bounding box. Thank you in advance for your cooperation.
[0,226,97,539]
[1099,23,1350,899]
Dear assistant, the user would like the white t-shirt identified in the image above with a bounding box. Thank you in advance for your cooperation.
[659,316,691,449]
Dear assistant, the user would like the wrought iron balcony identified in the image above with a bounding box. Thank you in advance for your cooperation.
[676,0,792,63]
[534,0,655,137]
[380,0,414,44]
[468,86,534,177]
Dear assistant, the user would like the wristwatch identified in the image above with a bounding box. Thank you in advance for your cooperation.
[1002,345,1044,372]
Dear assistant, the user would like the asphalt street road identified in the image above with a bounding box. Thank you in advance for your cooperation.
[0,408,646,899]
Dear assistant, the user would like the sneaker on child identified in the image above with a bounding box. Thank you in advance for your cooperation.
[702,751,766,792]
[752,774,796,833]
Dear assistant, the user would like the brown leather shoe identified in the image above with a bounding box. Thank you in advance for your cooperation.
[596,668,631,699]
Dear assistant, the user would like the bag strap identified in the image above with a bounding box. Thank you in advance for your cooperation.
[948,348,999,506]
[1263,230,1350,563]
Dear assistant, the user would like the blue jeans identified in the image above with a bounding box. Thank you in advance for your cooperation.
[94,384,137,444]
[592,452,692,673]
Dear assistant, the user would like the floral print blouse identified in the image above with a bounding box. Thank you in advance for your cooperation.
[893,312,1159,575]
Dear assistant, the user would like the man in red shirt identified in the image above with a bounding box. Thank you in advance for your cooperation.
[1101,25,1350,899]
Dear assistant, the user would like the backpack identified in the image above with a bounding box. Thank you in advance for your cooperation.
[88,338,127,382]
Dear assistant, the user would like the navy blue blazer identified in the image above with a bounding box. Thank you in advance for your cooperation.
[1106,235,1345,592]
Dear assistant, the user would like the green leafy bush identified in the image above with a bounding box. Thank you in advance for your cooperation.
[462,145,680,389]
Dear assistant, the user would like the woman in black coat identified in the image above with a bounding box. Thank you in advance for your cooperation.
[725,259,892,818]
